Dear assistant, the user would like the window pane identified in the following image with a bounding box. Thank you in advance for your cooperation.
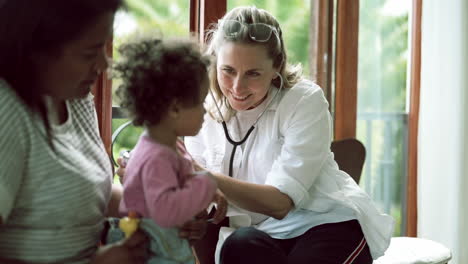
[111,0,190,173]
[227,0,311,79]
[357,0,410,236]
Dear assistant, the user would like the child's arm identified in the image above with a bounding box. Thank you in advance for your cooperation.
[142,154,217,228]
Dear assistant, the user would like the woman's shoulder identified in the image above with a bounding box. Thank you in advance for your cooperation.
[0,79,33,121]
[66,92,101,131]
[1,79,24,106]
[68,92,96,114]
[289,79,323,96]
[0,79,34,150]
[280,79,328,107]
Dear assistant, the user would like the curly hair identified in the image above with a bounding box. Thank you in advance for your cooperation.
[115,37,211,127]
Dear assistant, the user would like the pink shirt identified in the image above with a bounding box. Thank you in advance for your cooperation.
[119,134,217,228]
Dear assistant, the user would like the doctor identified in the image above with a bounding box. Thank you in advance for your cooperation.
[185,6,394,264]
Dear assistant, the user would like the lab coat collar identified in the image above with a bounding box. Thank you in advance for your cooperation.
[264,84,282,112]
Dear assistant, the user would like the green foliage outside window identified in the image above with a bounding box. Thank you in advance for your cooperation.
[357,0,409,236]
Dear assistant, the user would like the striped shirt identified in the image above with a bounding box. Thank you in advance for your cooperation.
[0,80,113,263]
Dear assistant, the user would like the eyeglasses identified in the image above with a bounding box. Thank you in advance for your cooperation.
[219,19,279,43]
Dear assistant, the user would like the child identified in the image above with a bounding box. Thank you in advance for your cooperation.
[113,36,217,264]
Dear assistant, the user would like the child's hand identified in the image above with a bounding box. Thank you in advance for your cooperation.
[91,230,148,264]
[179,210,208,244]
[211,190,228,224]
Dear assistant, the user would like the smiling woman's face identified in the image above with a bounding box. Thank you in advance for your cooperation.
[36,12,114,100]
[216,42,278,111]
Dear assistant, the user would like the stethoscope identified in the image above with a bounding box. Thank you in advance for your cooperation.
[209,72,284,176]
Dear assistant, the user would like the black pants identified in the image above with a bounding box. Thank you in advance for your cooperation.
[195,219,372,264]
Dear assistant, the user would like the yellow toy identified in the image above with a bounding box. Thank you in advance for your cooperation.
[119,211,140,238]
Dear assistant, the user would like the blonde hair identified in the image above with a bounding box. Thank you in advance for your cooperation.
[205,6,302,122]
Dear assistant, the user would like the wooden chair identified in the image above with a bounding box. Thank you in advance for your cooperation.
[330,138,366,184]
[332,138,452,264]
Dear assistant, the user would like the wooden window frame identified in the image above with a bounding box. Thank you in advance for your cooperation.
[310,0,334,105]
[191,0,226,42]
[406,0,422,237]
[334,0,359,140]
[92,40,113,155]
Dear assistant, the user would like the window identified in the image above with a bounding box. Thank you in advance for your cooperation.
[356,0,411,235]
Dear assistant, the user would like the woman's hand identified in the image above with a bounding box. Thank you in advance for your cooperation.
[179,210,208,244]
[211,190,228,224]
[211,172,294,220]
[106,184,123,217]
[193,161,204,172]
[116,157,127,183]
[91,230,148,264]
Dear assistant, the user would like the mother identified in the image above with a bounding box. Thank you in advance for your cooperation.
[0,1,147,263]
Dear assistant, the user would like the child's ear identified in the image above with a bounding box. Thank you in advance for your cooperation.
[168,100,181,119]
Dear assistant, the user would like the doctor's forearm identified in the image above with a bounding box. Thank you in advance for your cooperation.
[212,173,293,219]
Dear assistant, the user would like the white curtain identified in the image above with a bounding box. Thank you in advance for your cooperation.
[418,1,468,264]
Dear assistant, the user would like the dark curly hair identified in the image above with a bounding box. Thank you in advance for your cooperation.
[115,37,211,127]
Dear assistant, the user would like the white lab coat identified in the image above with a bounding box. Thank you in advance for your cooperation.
[185,79,394,261]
